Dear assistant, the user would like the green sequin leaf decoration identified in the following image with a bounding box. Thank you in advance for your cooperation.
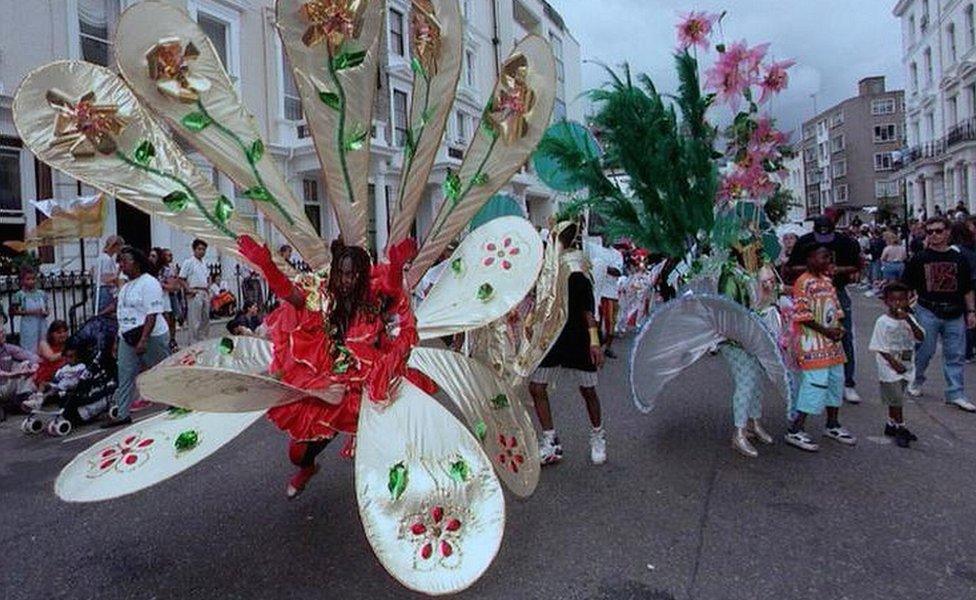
[214,195,234,225]
[166,407,192,417]
[489,393,509,409]
[181,111,213,132]
[174,430,199,452]
[443,169,462,202]
[410,57,427,80]
[472,172,489,186]
[450,257,464,275]
[162,191,189,212]
[473,420,488,442]
[134,140,155,166]
[344,124,369,152]
[448,458,469,483]
[318,90,340,110]
[388,461,408,501]
[247,139,264,163]
[242,185,272,202]
[332,42,367,71]
[476,283,494,302]
[218,337,235,355]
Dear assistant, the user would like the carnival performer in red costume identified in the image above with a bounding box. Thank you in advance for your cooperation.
[238,235,433,498]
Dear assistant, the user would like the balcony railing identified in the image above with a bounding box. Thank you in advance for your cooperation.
[947,116,976,147]
[896,116,976,171]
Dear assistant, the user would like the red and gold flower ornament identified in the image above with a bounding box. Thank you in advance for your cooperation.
[406,504,464,568]
[410,0,442,77]
[482,236,521,270]
[495,433,525,473]
[489,54,535,144]
[146,38,212,103]
[89,432,156,476]
[46,89,127,157]
[299,0,366,54]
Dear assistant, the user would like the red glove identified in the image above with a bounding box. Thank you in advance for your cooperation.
[237,235,294,299]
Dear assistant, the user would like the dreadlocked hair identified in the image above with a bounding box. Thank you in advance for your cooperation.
[328,243,372,341]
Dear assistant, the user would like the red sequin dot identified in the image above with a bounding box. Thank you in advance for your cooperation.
[503,237,512,247]
[508,436,518,448]
[411,523,427,535]
[509,247,520,256]
[486,243,496,252]
[483,257,494,266]
[431,506,444,523]
[498,453,507,463]
[420,542,433,560]
[514,454,525,464]
[502,261,511,270]
[445,518,461,532]
[440,540,453,557]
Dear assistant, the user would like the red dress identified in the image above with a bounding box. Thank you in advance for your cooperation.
[265,241,435,442]
[34,343,66,386]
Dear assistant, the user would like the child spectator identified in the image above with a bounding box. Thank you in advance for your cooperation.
[0,320,39,417]
[22,344,88,411]
[786,244,857,452]
[10,267,49,353]
[227,301,264,336]
[34,320,69,386]
[869,282,926,448]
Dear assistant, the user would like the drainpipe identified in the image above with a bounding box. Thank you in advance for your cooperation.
[490,0,501,77]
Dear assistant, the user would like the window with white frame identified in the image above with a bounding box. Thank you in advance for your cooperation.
[455,111,467,143]
[818,142,828,161]
[803,125,815,140]
[924,47,933,86]
[911,63,918,91]
[949,23,958,63]
[830,111,844,127]
[871,98,896,116]
[833,160,847,178]
[389,8,404,56]
[0,145,22,213]
[874,152,893,171]
[912,120,920,143]
[969,83,976,117]
[968,5,976,48]
[807,191,818,207]
[465,50,476,87]
[831,135,845,152]
[874,124,897,143]
[909,15,917,45]
[926,112,935,139]
[303,178,322,236]
[393,89,409,147]
[281,50,302,121]
[820,189,831,207]
[78,0,120,67]
[189,2,240,80]
[834,184,849,203]
[949,96,959,127]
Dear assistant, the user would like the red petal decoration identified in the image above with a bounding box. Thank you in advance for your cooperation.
[411,523,427,535]
[100,448,117,458]
[509,247,520,255]
[508,436,518,448]
[511,462,519,473]
[514,454,525,464]
[486,243,496,252]
[440,540,453,557]
[445,518,461,532]
[497,433,506,445]
[502,261,511,270]
[498,453,507,463]
[123,435,137,446]
[503,237,511,247]
[99,458,117,470]
[138,438,154,448]
[125,454,138,465]
[421,542,433,560]
[483,257,494,266]
[431,506,444,523]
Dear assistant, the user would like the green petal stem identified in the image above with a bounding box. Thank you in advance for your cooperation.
[115,150,236,239]
[423,135,499,247]
[395,66,432,214]
[190,99,294,226]
[325,47,357,206]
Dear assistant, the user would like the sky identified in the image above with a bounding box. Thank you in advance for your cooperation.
[546,0,904,136]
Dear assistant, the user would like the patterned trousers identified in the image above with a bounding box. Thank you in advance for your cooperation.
[718,342,763,428]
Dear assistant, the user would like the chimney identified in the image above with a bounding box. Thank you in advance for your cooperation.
[858,76,886,96]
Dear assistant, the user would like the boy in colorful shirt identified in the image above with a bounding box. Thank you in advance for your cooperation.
[786,244,858,451]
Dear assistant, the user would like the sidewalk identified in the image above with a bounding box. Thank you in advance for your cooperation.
[171,316,232,348]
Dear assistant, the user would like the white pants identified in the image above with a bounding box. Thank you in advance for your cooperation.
[187,293,209,343]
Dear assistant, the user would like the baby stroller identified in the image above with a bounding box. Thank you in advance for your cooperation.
[21,314,118,437]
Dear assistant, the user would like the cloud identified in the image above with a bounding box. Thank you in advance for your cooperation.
[548,0,903,136]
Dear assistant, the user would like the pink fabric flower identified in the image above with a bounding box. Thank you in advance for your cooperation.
[758,59,795,104]
[704,41,769,110]
[676,11,720,50]
[748,116,790,156]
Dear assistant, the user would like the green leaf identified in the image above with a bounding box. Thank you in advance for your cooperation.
[134,140,155,166]
[420,103,438,126]
[443,169,462,201]
[162,191,190,212]
[332,42,367,71]
[476,282,494,302]
[489,393,509,409]
[318,90,341,110]
[181,111,213,132]
[247,139,264,163]
[472,172,489,186]
[344,124,369,151]
[174,430,200,452]
[388,461,408,501]
[404,127,416,158]
[166,407,192,417]
[473,420,488,442]
[218,336,235,355]
[450,257,464,275]
[214,195,234,225]
[410,56,427,80]
[480,115,498,139]
[448,458,469,483]
[242,185,272,202]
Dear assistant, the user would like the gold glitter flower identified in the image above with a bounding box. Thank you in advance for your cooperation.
[489,54,535,144]
[146,38,212,103]
[410,0,441,77]
[299,0,365,54]
[46,89,127,157]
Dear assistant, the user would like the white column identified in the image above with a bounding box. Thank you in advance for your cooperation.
[955,163,966,206]
[968,163,976,212]
[374,161,389,254]
[925,176,936,216]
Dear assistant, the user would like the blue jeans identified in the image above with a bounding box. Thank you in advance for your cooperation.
[836,286,856,388]
[881,261,904,282]
[913,305,966,401]
[112,333,169,419]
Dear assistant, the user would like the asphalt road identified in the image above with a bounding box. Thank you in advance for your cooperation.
[3,293,976,599]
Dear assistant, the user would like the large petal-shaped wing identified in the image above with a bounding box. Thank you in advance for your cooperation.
[55,409,263,503]
[12,61,263,261]
[137,336,343,412]
[276,0,384,248]
[630,293,791,413]
[355,381,504,595]
[408,347,540,497]
[115,1,329,269]
[407,36,556,287]
[386,0,463,249]
[415,216,543,339]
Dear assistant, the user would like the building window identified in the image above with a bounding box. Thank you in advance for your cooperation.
[834,184,848,203]
[818,142,829,162]
[874,124,897,142]
[831,135,845,152]
[833,160,847,178]
[78,0,119,67]
[924,47,933,86]
[830,111,844,127]
[871,98,896,115]
[281,50,302,121]
[874,152,893,171]
[198,12,229,69]
[909,15,917,45]
[803,125,815,140]
[393,89,409,147]
[465,50,476,87]
[949,96,959,127]
[455,111,467,143]
[550,33,565,88]
[926,112,935,139]
[389,8,404,56]
[0,146,22,213]
[968,5,976,48]
[949,23,958,63]
[302,179,322,236]
[910,62,918,91]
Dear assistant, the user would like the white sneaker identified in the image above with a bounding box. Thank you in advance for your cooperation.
[589,427,607,465]
[948,397,976,413]
[784,430,819,452]
[539,432,563,466]
[824,426,858,446]
[906,382,923,397]
[843,387,862,404]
